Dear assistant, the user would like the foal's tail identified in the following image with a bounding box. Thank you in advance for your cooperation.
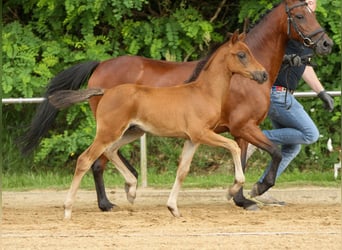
[49,89,105,109]
[18,61,100,155]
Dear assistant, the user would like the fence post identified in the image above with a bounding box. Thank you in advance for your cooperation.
[140,134,148,188]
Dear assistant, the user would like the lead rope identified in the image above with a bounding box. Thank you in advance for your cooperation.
[278,61,292,109]
[284,66,292,110]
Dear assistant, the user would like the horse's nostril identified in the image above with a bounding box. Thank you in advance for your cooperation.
[323,41,331,48]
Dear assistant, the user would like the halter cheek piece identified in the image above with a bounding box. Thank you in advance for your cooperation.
[286,1,325,48]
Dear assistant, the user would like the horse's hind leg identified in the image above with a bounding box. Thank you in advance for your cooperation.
[167,140,199,217]
[64,142,107,219]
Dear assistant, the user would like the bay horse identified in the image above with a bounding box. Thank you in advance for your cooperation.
[20,0,333,211]
[49,31,268,219]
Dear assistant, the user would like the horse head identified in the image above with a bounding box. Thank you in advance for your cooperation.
[285,0,333,55]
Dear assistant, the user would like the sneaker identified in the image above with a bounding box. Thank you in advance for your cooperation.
[246,143,257,161]
[254,192,286,206]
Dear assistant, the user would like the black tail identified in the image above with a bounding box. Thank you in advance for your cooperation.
[18,61,100,155]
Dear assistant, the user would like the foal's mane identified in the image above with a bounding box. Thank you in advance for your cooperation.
[184,34,232,83]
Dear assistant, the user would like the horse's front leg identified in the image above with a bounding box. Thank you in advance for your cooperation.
[91,155,115,211]
[167,140,199,217]
[233,128,281,207]
[232,138,260,211]
[249,145,282,197]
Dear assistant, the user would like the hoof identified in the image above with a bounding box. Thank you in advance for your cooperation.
[244,203,260,211]
[126,194,135,204]
[125,183,136,204]
[99,200,116,212]
[64,210,72,220]
[167,206,181,217]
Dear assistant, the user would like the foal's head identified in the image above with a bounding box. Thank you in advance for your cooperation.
[225,31,268,84]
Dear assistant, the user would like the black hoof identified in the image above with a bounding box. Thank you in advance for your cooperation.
[233,197,260,211]
[99,200,116,211]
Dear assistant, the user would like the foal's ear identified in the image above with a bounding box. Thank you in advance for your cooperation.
[238,32,246,41]
[231,29,240,44]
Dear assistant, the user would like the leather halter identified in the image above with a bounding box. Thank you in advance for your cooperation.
[286,1,325,48]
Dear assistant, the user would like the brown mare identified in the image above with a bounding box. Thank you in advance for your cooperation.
[49,31,267,219]
[20,0,333,211]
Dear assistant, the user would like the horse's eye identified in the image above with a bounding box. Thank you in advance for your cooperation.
[237,52,246,59]
[295,14,304,20]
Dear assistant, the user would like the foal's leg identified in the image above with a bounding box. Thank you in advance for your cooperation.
[104,149,139,204]
[167,140,199,217]
[92,128,143,211]
[64,142,107,219]
[198,131,245,199]
[92,151,139,211]
[104,130,145,203]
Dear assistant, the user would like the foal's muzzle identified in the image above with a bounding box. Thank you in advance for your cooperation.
[253,71,268,84]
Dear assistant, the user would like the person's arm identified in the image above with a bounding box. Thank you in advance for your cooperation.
[302,66,324,93]
[302,65,334,111]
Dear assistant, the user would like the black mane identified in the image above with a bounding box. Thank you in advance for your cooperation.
[246,2,281,32]
[184,2,282,84]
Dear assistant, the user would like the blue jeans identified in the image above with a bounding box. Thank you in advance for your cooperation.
[259,90,319,182]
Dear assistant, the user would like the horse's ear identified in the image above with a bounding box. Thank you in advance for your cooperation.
[243,18,250,33]
[231,29,240,44]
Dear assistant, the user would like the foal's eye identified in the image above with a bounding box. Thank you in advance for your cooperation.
[237,52,246,60]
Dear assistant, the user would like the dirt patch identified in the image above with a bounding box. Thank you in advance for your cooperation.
[2,188,341,249]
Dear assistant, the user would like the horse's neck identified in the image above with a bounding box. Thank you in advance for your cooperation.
[246,3,289,85]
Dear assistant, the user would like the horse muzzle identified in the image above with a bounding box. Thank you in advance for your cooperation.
[314,34,333,55]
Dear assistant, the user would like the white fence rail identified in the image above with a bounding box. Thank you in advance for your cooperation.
[2,91,341,104]
[2,90,341,187]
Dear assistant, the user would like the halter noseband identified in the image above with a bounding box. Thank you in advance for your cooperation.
[286,1,325,48]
